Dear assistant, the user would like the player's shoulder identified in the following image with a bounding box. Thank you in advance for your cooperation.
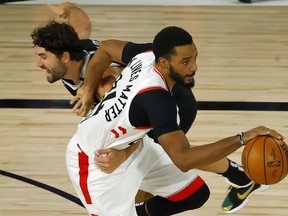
[79,39,100,52]
[122,42,153,64]
[133,51,154,62]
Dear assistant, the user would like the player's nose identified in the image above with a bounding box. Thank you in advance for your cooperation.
[189,61,198,74]
[36,58,44,68]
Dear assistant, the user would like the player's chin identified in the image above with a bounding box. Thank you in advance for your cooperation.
[46,75,56,84]
[46,71,52,81]
[185,75,194,83]
[184,77,195,88]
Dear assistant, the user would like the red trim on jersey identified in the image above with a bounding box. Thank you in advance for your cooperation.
[137,86,168,95]
[135,126,153,129]
[153,65,165,80]
[153,65,170,91]
[77,144,92,204]
[167,176,205,202]
[144,50,153,53]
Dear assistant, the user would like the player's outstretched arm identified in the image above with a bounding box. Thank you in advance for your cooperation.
[158,126,284,172]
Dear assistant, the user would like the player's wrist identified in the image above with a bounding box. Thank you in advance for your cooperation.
[237,132,245,146]
[82,85,95,97]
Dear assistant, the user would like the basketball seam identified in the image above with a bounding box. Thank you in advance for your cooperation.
[263,136,268,185]
[246,137,259,181]
[272,138,284,183]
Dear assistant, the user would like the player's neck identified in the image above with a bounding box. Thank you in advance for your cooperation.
[64,59,84,84]
[155,63,175,93]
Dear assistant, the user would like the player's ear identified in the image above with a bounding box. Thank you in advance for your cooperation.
[62,51,71,63]
[158,57,169,69]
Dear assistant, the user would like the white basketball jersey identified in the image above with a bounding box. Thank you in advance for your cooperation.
[76,51,169,157]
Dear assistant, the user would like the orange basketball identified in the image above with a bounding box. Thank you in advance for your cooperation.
[242,135,288,185]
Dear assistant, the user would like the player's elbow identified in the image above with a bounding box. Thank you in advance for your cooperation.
[173,158,192,173]
[172,151,201,172]
[178,166,190,173]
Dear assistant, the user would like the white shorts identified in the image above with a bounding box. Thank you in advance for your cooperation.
[66,135,202,216]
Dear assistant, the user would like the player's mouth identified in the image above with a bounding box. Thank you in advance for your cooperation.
[46,69,52,76]
[185,74,195,82]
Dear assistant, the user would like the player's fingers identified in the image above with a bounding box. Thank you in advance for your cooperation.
[70,96,80,105]
[98,167,113,174]
[72,100,83,116]
[264,128,284,140]
[72,100,81,112]
[76,105,85,117]
[95,163,109,172]
[254,126,284,140]
[95,160,114,173]
[77,104,91,117]
[78,106,91,117]
[96,149,111,155]
[95,156,108,163]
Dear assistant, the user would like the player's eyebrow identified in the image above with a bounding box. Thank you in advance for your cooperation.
[35,52,46,57]
[183,51,198,61]
[182,56,191,61]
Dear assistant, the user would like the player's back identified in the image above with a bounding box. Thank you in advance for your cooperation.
[76,51,168,158]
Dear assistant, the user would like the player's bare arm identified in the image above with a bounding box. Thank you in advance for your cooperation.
[47,2,78,19]
[158,126,283,172]
[72,40,129,117]
[47,2,92,39]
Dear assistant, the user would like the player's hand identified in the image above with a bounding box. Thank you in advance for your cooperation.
[95,142,141,173]
[95,148,127,173]
[243,126,284,144]
[47,2,78,19]
[70,86,95,117]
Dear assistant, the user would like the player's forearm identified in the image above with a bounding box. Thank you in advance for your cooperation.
[159,126,283,172]
[83,40,127,97]
[124,140,141,158]
[159,131,242,172]
[82,43,114,98]
[67,6,92,39]
[181,136,242,172]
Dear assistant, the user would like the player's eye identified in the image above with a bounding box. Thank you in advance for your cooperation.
[183,60,189,65]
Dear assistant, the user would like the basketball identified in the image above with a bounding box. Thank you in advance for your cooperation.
[242,135,288,185]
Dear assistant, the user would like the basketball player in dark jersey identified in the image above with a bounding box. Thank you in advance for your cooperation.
[32,4,273,214]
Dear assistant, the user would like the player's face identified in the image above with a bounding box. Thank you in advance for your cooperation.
[34,46,67,83]
[168,43,198,88]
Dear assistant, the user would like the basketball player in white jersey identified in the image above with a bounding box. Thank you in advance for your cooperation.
[32,5,279,213]
[64,26,283,215]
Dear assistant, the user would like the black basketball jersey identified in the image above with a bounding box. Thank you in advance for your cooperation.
[61,39,100,97]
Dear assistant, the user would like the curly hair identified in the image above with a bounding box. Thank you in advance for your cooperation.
[31,21,85,61]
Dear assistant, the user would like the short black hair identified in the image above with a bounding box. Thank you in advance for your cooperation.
[153,26,193,62]
[31,21,85,61]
